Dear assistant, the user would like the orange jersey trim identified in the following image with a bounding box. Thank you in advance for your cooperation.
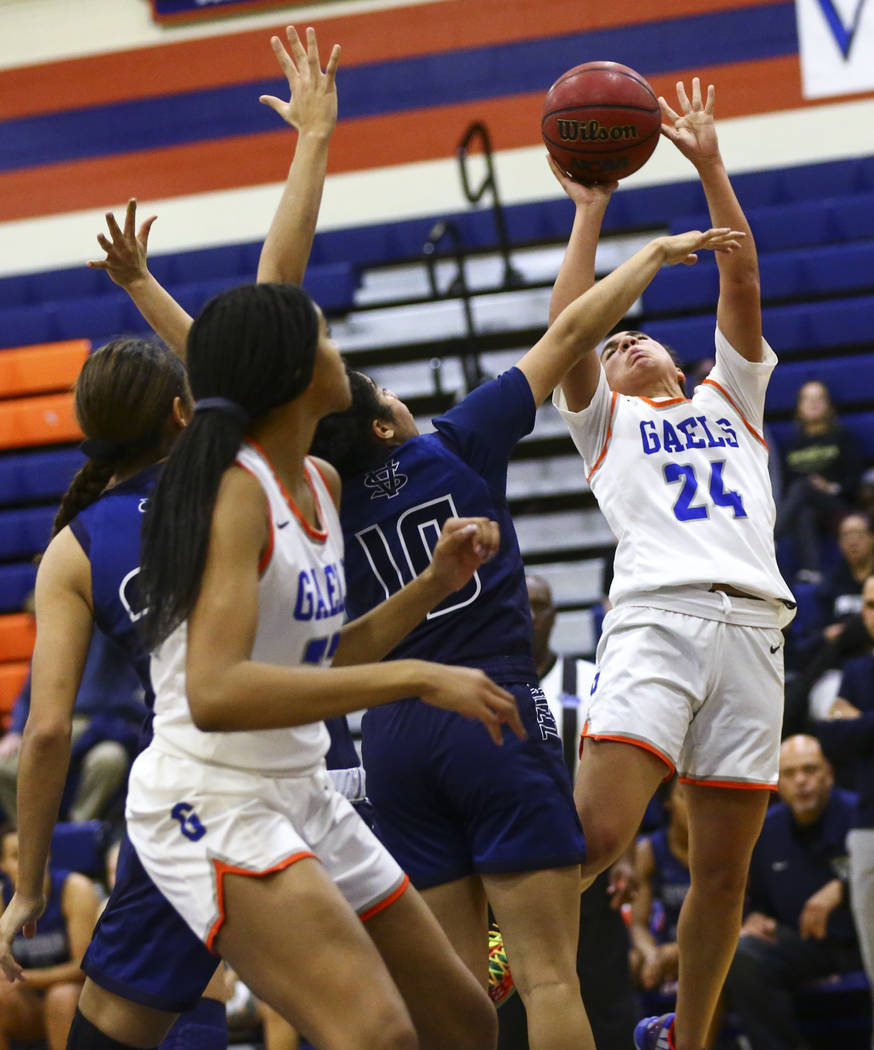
[206,850,317,951]
[360,874,411,923]
[679,775,777,792]
[700,379,768,450]
[585,391,618,484]
[581,721,675,780]
[637,395,691,408]
[233,459,274,575]
[246,440,328,544]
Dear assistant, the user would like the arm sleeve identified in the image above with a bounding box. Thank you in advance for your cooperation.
[432,368,536,487]
[552,367,614,473]
[707,328,776,433]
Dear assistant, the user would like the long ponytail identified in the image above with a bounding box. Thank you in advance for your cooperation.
[139,283,320,648]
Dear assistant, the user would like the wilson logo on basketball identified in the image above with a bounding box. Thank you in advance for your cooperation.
[556,119,640,142]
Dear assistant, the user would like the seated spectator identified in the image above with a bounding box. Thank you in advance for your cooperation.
[0,627,146,827]
[816,577,874,1043]
[783,571,874,738]
[629,778,691,994]
[0,823,99,1050]
[816,511,874,637]
[786,511,874,676]
[723,735,862,1050]
[775,380,864,583]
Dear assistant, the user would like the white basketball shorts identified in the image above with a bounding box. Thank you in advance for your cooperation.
[585,604,784,787]
[126,748,408,949]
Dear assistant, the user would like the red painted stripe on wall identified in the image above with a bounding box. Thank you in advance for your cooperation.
[0,54,844,223]
[0,0,781,119]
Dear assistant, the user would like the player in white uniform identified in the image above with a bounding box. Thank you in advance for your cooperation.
[549,80,796,1050]
[125,279,530,1050]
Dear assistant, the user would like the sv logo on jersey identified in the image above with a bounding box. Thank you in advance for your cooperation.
[170,802,206,842]
[364,460,408,500]
[531,687,560,743]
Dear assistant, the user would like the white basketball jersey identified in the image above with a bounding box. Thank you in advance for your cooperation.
[554,329,795,626]
[149,446,346,775]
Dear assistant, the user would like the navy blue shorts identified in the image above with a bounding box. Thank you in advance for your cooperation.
[82,835,219,1014]
[361,680,587,890]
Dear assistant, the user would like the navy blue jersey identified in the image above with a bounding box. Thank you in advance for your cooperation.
[68,465,159,699]
[340,368,537,679]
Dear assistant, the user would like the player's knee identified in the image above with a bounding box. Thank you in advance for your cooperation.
[44,980,81,1015]
[67,1007,157,1050]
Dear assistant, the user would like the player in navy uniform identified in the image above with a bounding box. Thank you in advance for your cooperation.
[311,163,744,1048]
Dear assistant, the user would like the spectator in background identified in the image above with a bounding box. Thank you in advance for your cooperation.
[817,572,874,1043]
[629,778,691,995]
[815,511,874,642]
[0,823,98,1050]
[499,573,637,1050]
[775,380,864,584]
[0,628,146,827]
[723,735,862,1050]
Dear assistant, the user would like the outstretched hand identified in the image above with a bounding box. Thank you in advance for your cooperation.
[260,25,341,139]
[420,666,527,746]
[0,891,46,983]
[659,78,720,167]
[657,227,746,266]
[87,198,155,288]
[429,517,500,594]
[547,155,618,208]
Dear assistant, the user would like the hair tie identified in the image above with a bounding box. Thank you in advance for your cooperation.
[194,397,250,425]
[79,438,125,461]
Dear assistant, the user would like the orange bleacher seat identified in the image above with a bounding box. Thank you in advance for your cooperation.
[0,339,90,398]
[0,392,81,450]
[0,613,35,662]
[0,661,28,731]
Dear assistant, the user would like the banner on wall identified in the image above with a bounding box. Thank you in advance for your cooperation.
[797,0,874,97]
[150,0,305,23]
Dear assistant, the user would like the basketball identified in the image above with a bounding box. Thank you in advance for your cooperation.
[541,61,662,183]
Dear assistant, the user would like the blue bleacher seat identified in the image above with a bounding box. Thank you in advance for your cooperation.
[0,563,37,613]
[0,448,84,506]
[766,355,874,415]
[0,506,55,560]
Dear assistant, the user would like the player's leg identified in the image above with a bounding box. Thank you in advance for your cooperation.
[214,857,417,1050]
[672,784,769,1050]
[574,738,668,886]
[483,866,594,1050]
[419,874,489,987]
[365,883,498,1050]
[0,978,46,1045]
[73,982,180,1048]
[42,982,81,1050]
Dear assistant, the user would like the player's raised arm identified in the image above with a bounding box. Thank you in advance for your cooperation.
[88,26,340,356]
[257,26,341,284]
[659,78,762,361]
[517,227,746,411]
[87,199,193,359]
